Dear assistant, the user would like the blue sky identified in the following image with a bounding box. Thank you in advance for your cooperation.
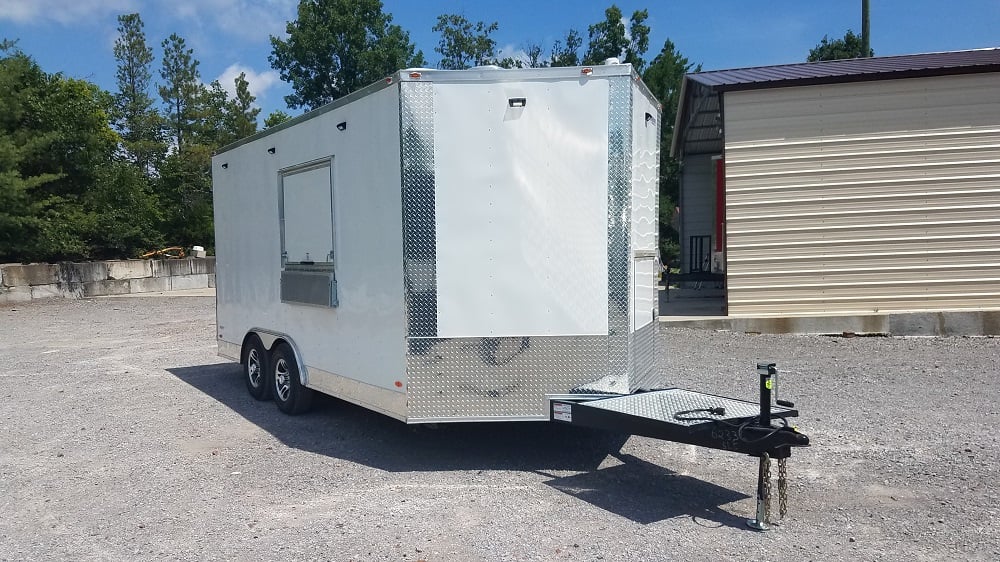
[1,0,998,121]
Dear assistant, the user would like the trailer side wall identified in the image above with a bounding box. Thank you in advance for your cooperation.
[213,85,407,418]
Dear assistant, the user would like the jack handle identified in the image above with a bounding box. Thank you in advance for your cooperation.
[756,362,776,426]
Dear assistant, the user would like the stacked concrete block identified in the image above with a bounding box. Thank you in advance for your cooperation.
[107,260,152,280]
[0,257,217,302]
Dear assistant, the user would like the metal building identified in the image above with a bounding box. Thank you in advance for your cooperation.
[672,48,1000,316]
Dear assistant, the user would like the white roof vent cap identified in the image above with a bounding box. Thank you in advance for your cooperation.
[603,57,621,65]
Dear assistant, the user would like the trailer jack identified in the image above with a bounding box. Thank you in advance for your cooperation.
[549,362,810,529]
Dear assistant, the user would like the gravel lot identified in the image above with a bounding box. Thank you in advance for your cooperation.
[1,295,998,561]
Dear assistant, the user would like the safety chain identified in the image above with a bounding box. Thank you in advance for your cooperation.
[762,453,772,524]
[777,457,788,519]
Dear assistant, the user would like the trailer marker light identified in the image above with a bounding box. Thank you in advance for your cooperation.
[409,71,422,79]
[385,76,392,84]
[581,67,593,75]
[394,381,403,388]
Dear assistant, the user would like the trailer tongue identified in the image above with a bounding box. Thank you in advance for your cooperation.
[550,362,810,530]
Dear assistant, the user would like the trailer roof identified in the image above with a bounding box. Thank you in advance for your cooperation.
[214,63,652,157]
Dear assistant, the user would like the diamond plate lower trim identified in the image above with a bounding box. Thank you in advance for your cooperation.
[406,335,609,420]
[629,319,660,391]
[400,82,437,337]
[584,389,795,427]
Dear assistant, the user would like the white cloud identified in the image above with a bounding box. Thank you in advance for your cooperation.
[496,44,530,67]
[0,0,136,25]
[166,0,297,43]
[215,63,280,102]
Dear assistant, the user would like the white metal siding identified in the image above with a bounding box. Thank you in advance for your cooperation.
[631,83,660,328]
[213,86,407,391]
[680,154,717,271]
[432,79,610,337]
[724,73,1000,315]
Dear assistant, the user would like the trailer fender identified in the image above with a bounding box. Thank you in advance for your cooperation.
[247,328,310,387]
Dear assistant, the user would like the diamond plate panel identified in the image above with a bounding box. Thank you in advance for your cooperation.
[400,82,437,337]
[585,389,796,427]
[406,336,609,420]
[629,319,661,391]
[607,77,633,381]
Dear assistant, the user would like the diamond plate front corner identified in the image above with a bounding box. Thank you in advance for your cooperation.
[400,82,437,338]
[607,76,633,381]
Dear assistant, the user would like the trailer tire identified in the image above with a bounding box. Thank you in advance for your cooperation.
[271,343,314,415]
[241,334,271,401]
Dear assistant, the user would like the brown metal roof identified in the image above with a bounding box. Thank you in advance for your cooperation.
[672,48,1000,157]
[689,48,1000,92]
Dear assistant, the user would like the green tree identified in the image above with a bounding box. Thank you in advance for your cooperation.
[494,57,523,69]
[264,110,292,129]
[642,39,700,264]
[432,14,498,69]
[270,0,425,110]
[583,6,650,72]
[196,80,231,147]
[159,33,202,150]
[550,29,582,67]
[112,13,163,176]
[84,162,164,258]
[157,148,215,248]
[0,44,61,261]
[807,30,873,61]
[525,43,546,68]
[155,34,221,249]
[225,72,259,141]
[0,42,120,261]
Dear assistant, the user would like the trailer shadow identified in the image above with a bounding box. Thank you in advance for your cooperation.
[539,455,750,527]
[169,363,750,527]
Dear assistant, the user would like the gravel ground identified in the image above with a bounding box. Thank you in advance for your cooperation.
[1,296,998,561]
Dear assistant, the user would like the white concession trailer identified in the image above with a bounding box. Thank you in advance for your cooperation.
[212,63,808,529]
[212,64,662,421]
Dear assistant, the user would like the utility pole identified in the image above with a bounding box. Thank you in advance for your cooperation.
[862,0,871,57]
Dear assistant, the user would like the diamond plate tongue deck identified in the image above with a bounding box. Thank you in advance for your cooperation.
[586,389,796,426]
[550,388,807,458]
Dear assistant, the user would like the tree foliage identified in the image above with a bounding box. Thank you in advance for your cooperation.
[432,14,498,69]
[226,72,260,141]
[0,43,123,261]
[159,33,201,150]
[550,29,582,67]
[112,13,162,176]
[270,0,425,110]
[264,110,292,129]
[808,30,874,62]
[642,39,701,263]
[583,6,650,72]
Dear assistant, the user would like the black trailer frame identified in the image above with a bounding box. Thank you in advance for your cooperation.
[550,363,810,530]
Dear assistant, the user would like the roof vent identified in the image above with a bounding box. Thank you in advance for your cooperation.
[603,57,621,65]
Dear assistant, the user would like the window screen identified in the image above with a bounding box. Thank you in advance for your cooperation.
[280,160,334,265]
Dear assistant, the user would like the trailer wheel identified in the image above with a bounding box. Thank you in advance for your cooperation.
[271,343,314,415]
[241,334,271,401]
